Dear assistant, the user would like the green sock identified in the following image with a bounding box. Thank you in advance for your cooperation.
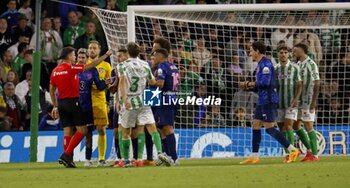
[286,130,295,145]
[118,130,123,158]
[122,138,130,160]
[283,132,289,154]
[137,133,145,160]
[296,128,311,150]
[151,131,163,153]
[308,130,318,156]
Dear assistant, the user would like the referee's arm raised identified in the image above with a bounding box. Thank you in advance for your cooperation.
[84,50,113,71]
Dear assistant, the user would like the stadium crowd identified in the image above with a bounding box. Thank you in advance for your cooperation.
[0,0,350,131]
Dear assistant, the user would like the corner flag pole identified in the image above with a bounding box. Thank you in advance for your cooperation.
[30,0,43,162]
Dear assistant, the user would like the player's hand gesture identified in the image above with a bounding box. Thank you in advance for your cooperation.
[116,103,121,114]
[52,107,59,120]
[106,49,113,56]
[105,77,112,85]
[291,98,298,108]
[124,101,132,110]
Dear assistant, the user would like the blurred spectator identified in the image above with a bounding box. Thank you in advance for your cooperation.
[52,17,64,38]
[21,49,50,90]
[0,61,6,83]
[11,14,33,44]
[0,18,14,56]
[12,42,29,78]
[63,10,86,46]
[318,11,341,64]
[305,10,321,26]
[24,80,52,130]
[7,34,30,60]
[18,0,34,28]
[3,82,23,130]
[0,106,11,131]
[231,90,258,122]
[0,85,5,107]
[327,98,349,125]
[182,30,195,52]
[6,70,19,86]
[2,50,14,74]
[74,21,107,55]
[178,65,203,98]
[39,105,61,131]
[294,20,323,63]
[271,27,294,50]
[208,105,225,127]
[81,2,105,38]
[29,17,63,74]
[192,36,211,71]
[0,0,20,29]
[205,29,224,54]
[232,107,251,127]
[228,52,243,83]
[15,70,31,105]
[330,51,350,98]
[84,0,106,8]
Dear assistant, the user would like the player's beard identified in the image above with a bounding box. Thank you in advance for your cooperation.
[89,53,98,59]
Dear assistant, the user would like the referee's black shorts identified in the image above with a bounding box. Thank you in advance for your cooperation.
[58,98,85,128]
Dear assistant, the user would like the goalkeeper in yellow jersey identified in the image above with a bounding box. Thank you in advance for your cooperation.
[87,41,112,166]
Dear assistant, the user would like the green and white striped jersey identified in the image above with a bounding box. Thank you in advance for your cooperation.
[298,56,320,108]
[275,60,302,109]
[117,58,154,110]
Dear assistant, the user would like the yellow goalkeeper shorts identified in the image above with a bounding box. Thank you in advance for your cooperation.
[92,104,109,126]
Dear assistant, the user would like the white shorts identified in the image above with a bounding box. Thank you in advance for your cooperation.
[120,107,155,128]
[297,108,316,122]
[277,107,298,122]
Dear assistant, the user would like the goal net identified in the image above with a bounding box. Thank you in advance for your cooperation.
[91,3,350,158]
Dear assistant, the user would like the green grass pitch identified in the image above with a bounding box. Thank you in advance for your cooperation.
[1,156,350,188]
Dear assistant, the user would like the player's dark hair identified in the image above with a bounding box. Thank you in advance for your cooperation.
[67,10,78,16]
[17,42,28,53]
[153,37,171,52]
[127,42,140,58]
[59,46,76,60]
[294,43,308,54]
[118,49,127,53]
[277,43,289,52]
[24,49,33,56]
[251,41,266,54]
[153,48,168,58]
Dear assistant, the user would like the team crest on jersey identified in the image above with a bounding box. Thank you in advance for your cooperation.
[87,73,92,79]
[157,68,163,76]
[262,67,270,74]
[99,68,104,73]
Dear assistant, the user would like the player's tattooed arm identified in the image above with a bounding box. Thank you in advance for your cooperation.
[310,80,320,111]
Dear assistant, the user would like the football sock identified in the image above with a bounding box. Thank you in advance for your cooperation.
[137,133,145,160]
[284,130,295,154]
[114,138,121,159]
[98,134,106,161]
[122,138,130,160]
[118,130,123,158]
[252,130,261,153]
[132,138,138,160]
[146,133,154,160]
[63,136,71,152]
[162,138,169,155]
[151,131,163,154]
[282,132,289,154]
[296,128,311,150]
[65,132,84,156]
[308,130,318,156]
[166,133,178,161]
[266,127,290,148]
[86,148,92,160]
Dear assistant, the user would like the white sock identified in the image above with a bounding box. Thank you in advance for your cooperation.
[287,145,296,153]
[252,152,259,158]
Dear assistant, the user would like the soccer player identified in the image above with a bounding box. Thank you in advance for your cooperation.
[87,40,112,166]
[109,49,128,165]
[293,43,320,161]
[76,48,110,167]
[152,47,180,165]
[116,42,170,167]
[239,41,300,164]
[50,47,111,168]
[275,44,303,163]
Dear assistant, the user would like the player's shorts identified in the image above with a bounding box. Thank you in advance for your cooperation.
[155,105,177,128]
[82,110,94,125]
[112,110,119,129]
[277,107,298,122]
[92,103,109,126]
[254,104,277,122]
[58,98,85,128]
[120,107,155,128]
[297,108,316,122]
